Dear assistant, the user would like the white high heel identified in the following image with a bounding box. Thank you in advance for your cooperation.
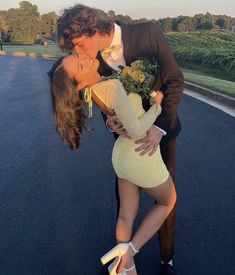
[100,243,129,275]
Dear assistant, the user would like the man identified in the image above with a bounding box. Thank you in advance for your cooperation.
[57,4,184,275]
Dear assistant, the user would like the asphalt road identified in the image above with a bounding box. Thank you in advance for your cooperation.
[0,56,235,275]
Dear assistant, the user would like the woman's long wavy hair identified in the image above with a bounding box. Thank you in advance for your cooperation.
[48,58,86,151]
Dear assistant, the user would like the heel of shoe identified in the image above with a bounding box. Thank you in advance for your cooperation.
[100,246,119,265]
[108,257,121,275]
[101,243,129,265]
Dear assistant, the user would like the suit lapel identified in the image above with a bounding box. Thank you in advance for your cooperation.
[120,23,132,65]
[97,51,114,76]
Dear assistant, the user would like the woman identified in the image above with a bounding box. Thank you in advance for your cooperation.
[48,55,177,275]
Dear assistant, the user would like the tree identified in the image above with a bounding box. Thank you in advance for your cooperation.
[0,15,8,32]
[39,12,58,37]
[172,16,195,32]
[114,14,133,24]
[0,15,9,43]
[216,18,226,29]
[197,12,215,30]
[3,1,40,43]
[158,18,174,32]
[107,10,115,17]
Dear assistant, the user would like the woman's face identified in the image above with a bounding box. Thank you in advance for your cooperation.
[62,55,100,87]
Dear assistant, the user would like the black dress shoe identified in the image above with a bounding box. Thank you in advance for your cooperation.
[160,263,175,275]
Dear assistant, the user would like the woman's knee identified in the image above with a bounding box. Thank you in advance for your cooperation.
[147,177,177,207]
[118,212,136,226]
[165,179,177,209]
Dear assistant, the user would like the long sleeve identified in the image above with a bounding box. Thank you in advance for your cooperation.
[92,79,162,139]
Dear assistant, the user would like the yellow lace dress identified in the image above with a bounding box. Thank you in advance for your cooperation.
[91,79,169,188]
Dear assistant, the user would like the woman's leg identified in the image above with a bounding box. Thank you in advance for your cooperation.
[117,176,177,273]
[116,177,140,273]
[132,176,176,250]
[132,177,176,252]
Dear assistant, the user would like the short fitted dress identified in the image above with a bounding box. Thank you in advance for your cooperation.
[91,79,169,188]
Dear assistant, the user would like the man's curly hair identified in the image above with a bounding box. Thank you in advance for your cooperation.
[57,4,114,51]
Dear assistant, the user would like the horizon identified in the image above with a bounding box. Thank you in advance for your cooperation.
[0,0,235,19]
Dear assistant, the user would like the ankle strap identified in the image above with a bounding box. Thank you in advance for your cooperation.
[129,241,139,254]
[124,264,136,272]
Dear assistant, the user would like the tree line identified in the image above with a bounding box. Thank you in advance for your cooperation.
[0,1,58,43]
[0,1,234,44]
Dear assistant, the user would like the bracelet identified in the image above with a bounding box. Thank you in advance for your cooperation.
[129,241,139,254]
[150,91,157,98]
[150,90,161,98]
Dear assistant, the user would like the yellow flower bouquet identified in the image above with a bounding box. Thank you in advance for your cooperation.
[103,58,159,98]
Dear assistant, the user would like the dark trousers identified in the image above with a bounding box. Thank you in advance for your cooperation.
[115,138,176,263]
[158,138,176,263]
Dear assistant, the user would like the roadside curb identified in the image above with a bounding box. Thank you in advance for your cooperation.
[0,50,58,60]
[184,81,235,109]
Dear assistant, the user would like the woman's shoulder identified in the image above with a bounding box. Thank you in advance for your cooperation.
[91,79,124,108]
[92,79,123,95]
[97,78,122,88]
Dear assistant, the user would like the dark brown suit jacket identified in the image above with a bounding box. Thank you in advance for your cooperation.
[97,22,184,140]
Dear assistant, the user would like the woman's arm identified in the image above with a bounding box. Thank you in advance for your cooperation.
[92,80,162,139]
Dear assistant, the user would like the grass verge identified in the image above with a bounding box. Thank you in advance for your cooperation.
[182,68,235,98]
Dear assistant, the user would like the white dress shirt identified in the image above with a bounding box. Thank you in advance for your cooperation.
[101,23,126,70]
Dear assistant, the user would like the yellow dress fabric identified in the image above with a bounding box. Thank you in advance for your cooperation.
[92,79,169,188]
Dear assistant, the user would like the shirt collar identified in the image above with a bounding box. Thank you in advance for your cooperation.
[109,23,122,47]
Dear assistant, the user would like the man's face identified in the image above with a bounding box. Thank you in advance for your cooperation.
[71,32,102,59]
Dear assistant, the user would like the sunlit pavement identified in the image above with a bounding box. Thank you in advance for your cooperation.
[0,56,234,275]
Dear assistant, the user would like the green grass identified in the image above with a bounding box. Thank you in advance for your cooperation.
[182,68,235,98]
[2,44,65,57]
[178,61,235,82]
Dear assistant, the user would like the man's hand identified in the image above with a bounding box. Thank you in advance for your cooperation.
[107,116,129,138]
[135,126,163,156]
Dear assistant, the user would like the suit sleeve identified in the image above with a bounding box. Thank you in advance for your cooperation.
[149,23,184,133]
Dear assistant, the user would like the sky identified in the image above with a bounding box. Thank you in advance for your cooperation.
[0,0,235,19]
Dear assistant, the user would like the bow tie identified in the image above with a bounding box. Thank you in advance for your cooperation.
[101,44,121,59]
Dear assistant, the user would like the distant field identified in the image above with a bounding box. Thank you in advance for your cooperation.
[2,44,65,57]
[166,31,235,82]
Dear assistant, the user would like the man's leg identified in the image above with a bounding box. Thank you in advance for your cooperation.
[158,139,176,264]
[115,176,120,219]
